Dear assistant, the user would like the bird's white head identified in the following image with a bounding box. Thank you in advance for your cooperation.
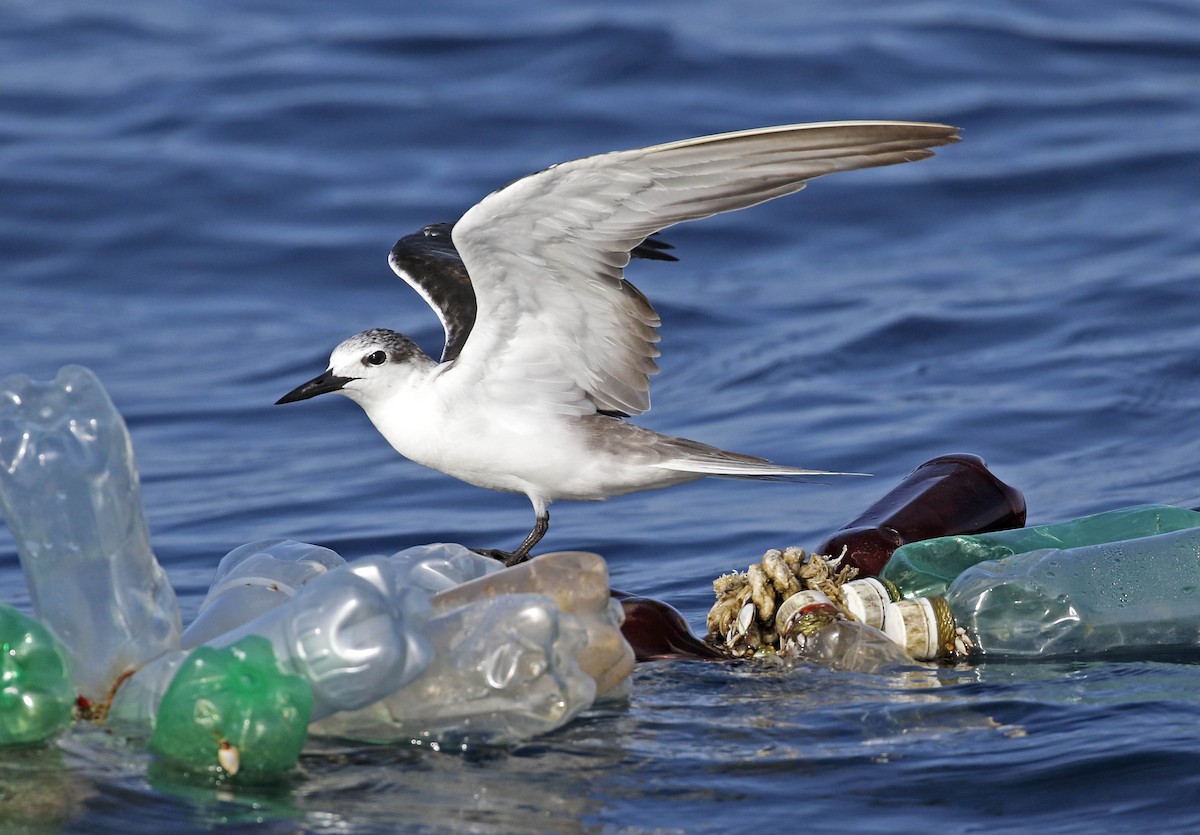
[275,328,434,408]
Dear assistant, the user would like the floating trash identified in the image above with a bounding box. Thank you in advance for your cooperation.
[881,503,1200,599]
[0,604,75,747]
[0,366,634,776]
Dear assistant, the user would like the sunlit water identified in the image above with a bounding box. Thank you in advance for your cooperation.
[3,0,1200,831]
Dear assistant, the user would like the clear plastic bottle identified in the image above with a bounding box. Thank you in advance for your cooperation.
[181,539,346,648]
[884,526,1200,661]
[775,590,914,672]
[0,366,181,702]
[205,555,436,719]
[110,554,436,731]
[881,504,1200,599]
[309,591,598,745]
[430,551,633,695]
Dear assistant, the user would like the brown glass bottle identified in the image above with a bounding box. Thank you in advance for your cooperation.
[815,453,1026,577]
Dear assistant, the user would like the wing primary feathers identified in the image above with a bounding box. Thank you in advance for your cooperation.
[388,223,478,363]
[631,235,678,262]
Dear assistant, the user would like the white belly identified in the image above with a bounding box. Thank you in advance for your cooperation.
[363,389,695,504]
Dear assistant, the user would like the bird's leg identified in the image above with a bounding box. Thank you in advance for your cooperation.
[475,511,549,567]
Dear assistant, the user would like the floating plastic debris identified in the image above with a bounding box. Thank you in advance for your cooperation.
[881,504,1200,599]
[430,551,633,695]
[707,546,857,656]
[0,604,75,747]
[884,526,1200,661]
[310,590,598,745]
[149,636,311,781]
[181,539,346,649]
[0,366,181,703]
[612,591,724,661]
[775,590,913,671]
[114,553,437,731]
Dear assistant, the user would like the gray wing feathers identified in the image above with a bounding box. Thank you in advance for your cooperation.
[451,121,958,417]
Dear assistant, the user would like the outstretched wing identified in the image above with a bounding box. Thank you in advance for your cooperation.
[446,121,959,417]
[388,224,676,364]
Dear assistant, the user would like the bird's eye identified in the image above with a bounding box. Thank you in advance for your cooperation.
[365,350,388,366]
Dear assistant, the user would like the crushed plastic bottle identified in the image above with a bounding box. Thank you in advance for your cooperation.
[816,454,1026,577]
[205,555,435,720]
[149,636,311,780]
[0,604,76,747]
[431,551,634,695]
[386,542,505,593]
[111,554,436,734]
[0,366,181,701]
[181,539,346,648]
[885,526,1200,661]
[882,504,1200,599]
[309,591,596,745]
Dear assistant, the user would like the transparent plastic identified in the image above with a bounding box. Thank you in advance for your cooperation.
[431,551,634,695]
[181,539,346,648]
[386,542,504,593]
[309,592,596,745]
[149,636,311,780]
[776,592,914,672]
[943,526,1200,659]
[0,604,75,747]
[209,555,436,720]
[0,366,181,701]
[882,504,1200,599]
[105,650,188,736]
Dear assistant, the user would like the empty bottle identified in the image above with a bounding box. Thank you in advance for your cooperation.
[611,591,725,662]
[150,635,311,781]
[775,590,914,672]
[111,554,436,732]
[816,454,1026,577]
[207,555,435,720]
[884,526,1200,661]
[882,504,1200,599]
[0,366,181,702]
[309,591,597,745]
[182,539,347,648]
[0,604,76,747]
[837,577,900,630]
[431,551,634,695]
[386,542,504,593]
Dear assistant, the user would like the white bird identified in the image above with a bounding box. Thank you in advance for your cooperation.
[277,121,959,565]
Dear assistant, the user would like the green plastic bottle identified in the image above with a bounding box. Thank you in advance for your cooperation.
[880,504,1200,599]
[0,604,75,747]
[885,526,1200,661]
[149,635,311,781]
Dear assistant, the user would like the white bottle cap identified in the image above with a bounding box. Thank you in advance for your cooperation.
[883,597,954,661]
[840,578,893,630]
[775,589,835,633]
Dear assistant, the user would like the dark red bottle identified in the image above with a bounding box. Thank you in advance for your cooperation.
[815,453,1026,577]
[611,590,725,661]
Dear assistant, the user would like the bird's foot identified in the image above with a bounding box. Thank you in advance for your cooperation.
[474,548,530,567]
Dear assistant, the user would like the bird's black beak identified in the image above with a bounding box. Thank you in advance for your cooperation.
[275,370,355,405]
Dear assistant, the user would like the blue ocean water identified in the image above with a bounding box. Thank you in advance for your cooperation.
[3,0,1200,831]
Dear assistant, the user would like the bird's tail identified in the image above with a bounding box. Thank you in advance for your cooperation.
[653,437,868,480]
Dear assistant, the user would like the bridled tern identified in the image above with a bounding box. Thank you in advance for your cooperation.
[276,121,959,565]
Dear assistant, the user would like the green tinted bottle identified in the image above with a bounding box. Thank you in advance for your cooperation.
[150,635,311,781]
[881,504,1200,599]
[0,604,75,747]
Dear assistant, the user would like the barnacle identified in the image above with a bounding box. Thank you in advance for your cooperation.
[706,547,859,657]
